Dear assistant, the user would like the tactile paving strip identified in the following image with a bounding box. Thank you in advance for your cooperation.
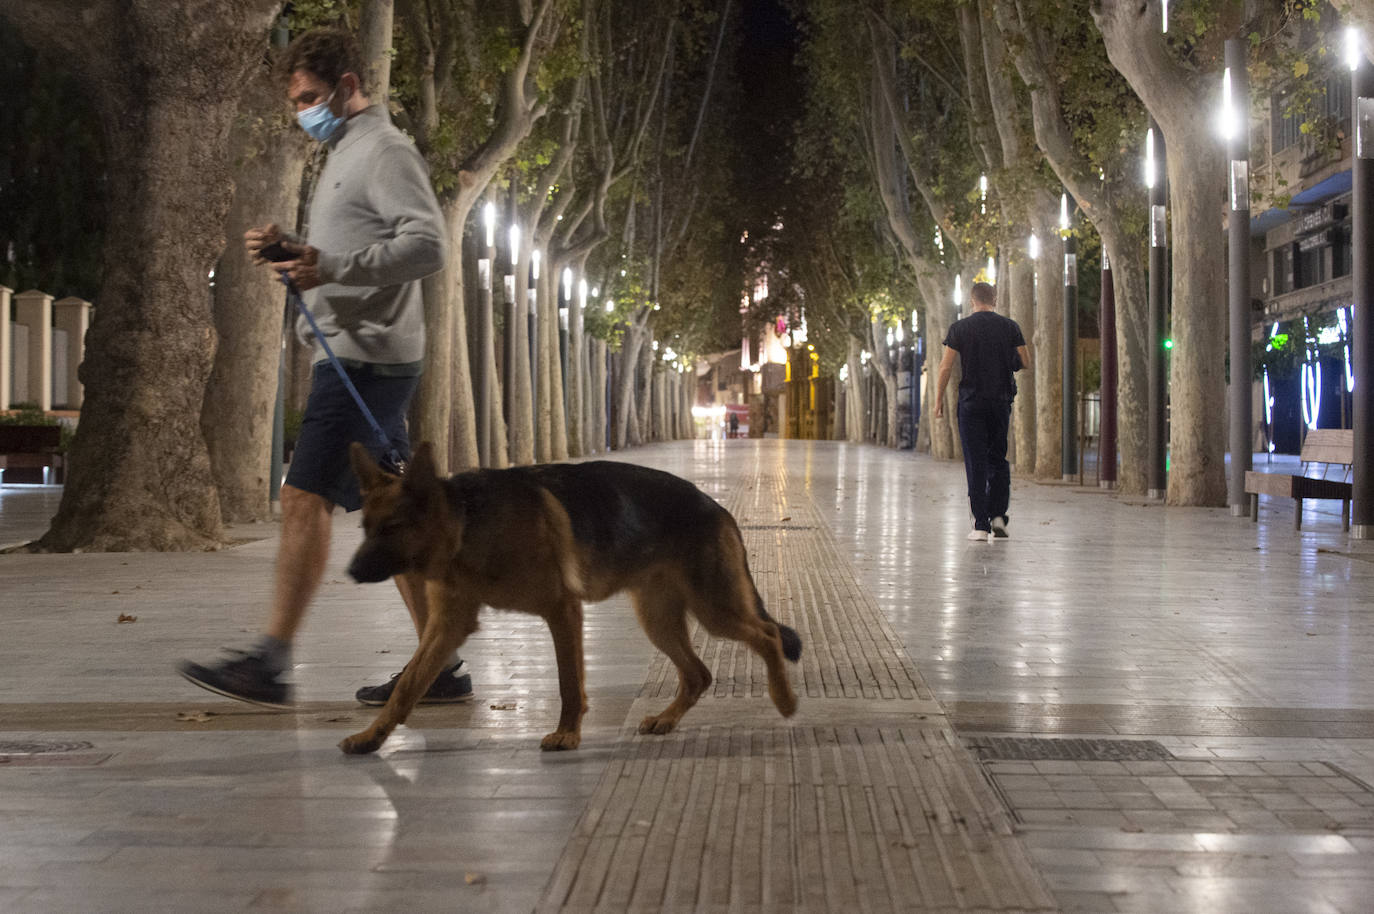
[538,725,1055,913]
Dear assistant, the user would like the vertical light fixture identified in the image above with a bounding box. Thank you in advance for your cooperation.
[1224,39,1252,516]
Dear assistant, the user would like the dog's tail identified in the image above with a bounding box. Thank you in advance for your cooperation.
[755,590,803,662]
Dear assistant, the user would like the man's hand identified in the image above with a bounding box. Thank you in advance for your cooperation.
[273,245,324,292]
[933,399,944,420]
[244,224,282,262]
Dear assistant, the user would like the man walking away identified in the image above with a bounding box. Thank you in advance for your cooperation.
[934,281,1032,543]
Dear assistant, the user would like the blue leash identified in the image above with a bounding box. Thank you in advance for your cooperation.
[282,278,407,475]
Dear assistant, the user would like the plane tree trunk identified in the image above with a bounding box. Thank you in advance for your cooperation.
[1,0,281,551]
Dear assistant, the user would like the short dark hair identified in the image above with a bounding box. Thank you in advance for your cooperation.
[282,28,367,94]
[971,282,996,306]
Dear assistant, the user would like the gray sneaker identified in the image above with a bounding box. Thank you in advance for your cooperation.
[177,650,292,710]
[355,660,473,706]
[991,516,1009,539]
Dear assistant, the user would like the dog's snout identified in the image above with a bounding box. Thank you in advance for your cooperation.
[347,545,399,584]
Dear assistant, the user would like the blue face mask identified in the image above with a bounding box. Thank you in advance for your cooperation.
[297,89,344,142]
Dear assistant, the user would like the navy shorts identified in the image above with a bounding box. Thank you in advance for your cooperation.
[285,362,418,512]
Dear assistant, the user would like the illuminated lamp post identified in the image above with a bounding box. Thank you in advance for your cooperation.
[1223,41,1253,516]
[504,224,520,430]
[1350,27,1374,539]
[529,249,540,412]
[1146,121,1169,499]
[1061,192,1078,481]
[560,268,572,394]
[477,201,496,466]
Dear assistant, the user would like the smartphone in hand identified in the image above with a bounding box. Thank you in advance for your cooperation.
[258,241,294,263]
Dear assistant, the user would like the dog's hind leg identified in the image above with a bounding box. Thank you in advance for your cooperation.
[340,583,479,755]
[693,601,798,720]
[540,597,588,751]
[634,584,712,735]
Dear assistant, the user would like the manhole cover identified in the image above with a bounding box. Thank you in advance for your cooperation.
[966,736,1175,762]
[0,739,95,755]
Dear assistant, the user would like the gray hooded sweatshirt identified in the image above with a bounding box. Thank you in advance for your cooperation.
[298,106,446,370]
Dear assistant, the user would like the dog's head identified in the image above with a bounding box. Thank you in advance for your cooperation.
[347,442,459,583]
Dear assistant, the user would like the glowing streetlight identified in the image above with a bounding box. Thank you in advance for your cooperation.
[1028,234,1040,260]
[508,224,520,266]
[953,275,962,309]
[562,267,573,302]
[1162,0,1168,33]
[578,277,588,309]
[1219,67,1236,140]
[986,255,996,284]
[1348,26,1362,71]
[1061,191,1078,481]
[531,248,541,281]
[483,202,495,249]
[979,174,988,214]
[1145,127,1156,190]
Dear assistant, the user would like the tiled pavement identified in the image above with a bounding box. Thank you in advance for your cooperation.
[1,440,1372,912]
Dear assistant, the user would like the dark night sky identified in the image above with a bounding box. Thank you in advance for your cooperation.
[734,0,804,229]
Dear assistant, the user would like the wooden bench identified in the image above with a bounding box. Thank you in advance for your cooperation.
[1244,428,1353,530]
[0,425,64,485]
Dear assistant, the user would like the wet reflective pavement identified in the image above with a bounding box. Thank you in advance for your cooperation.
[1,439,1371,912]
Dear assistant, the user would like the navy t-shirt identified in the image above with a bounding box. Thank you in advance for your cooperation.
[943,310,1026,403]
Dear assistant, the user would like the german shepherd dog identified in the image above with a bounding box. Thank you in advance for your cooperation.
[340,442,802,755]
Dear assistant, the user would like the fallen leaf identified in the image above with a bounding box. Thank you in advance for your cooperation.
[489,702,517,711]
[780,516,791,522]
[176,711,217,723]
[323,716,354,723]
[464,872,485,885]
[117,613,137,623]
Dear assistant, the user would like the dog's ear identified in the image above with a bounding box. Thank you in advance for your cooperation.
[409,442,437,479]
[401,442,441,495]
[350,442,389,494]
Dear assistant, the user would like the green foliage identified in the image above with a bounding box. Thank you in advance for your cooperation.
[0,404,72,453]
[0,404,52,425]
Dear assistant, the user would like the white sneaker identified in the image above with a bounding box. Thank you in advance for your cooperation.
[967,529,991,542]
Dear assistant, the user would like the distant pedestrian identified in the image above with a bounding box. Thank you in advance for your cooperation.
[728,412,740,438]
[934,281,1031,543]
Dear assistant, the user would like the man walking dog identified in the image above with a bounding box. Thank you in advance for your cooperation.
[934,281,1032,543]
[178,27,471,708]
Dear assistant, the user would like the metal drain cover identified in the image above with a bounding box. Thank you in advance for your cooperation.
[966,736,1175,762]
[0,739,95,755]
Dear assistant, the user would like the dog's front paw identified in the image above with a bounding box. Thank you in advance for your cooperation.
[637,714,678,736]
[339,730,385,755]
[540,730,581,751]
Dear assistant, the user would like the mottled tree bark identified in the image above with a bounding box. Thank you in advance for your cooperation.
[1093,0,1228,505]
[203,52,309,523]
[1,0,281,551]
